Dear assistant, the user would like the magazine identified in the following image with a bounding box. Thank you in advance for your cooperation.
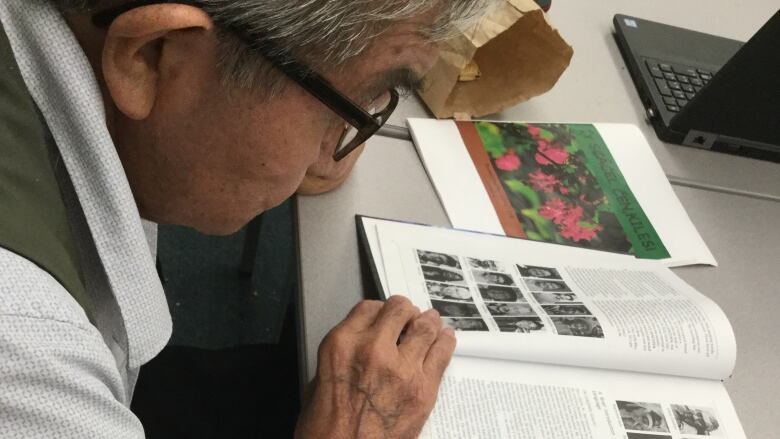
[408,119,716,267]
[357,216,744,439]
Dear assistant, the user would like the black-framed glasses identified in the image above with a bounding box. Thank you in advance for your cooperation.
[92,0,399,161]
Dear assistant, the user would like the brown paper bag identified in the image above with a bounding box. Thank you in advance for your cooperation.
[418,0,573,119]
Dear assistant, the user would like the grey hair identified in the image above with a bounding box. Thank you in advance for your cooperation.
[52,0,497,93]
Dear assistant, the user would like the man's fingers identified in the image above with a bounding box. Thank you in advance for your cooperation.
[342,300,384,330]
[399,309,442,362]
[373,295,420,343]
[423,326,457,378]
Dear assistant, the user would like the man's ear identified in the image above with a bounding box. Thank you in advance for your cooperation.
[102,4,213,120]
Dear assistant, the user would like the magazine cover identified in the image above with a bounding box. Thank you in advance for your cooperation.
[459,121,668,259]
[407,118,716,266]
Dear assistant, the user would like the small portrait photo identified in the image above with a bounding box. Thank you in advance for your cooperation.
[425,282,473,302]
[421,265,465,285]
[467,258,505,272]
[486,302,536,316]
[627,434,671,439]
[541,304,592,316]
[524,278,571,292]
[472,270,516,286]
[478,285,524,303]
[532,292,579,304]
[494,317,546,333]
[516,264,562,280]
[431,300,481,318]
[671,404,722,436]
[442,317,488,332]
[417,250,461,269]
[616,400,670,433]
[551,317,604,338]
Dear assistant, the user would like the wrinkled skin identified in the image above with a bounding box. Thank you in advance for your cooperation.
[296,297,456,438]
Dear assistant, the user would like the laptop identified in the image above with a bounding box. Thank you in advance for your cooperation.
[613,11,780,162]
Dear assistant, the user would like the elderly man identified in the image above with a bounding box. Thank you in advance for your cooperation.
[0,0,495,437]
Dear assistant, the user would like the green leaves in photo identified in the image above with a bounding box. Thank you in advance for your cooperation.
[504,179,555,241]
[475,122,506,159]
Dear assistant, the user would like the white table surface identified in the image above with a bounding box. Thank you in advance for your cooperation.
[385,0,780,198]
[296,135,780,439]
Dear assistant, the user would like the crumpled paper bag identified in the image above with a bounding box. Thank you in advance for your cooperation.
[418,0,573,118]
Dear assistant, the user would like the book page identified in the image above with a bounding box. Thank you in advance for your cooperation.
[408,118,716,267]
[421,356,745,439]
[375,219,736,380]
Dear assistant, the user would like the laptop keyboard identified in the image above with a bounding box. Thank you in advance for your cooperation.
[645,59,715,112]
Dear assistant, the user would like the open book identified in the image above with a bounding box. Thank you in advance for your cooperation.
[408,119,716,267]
[358,216,744,439]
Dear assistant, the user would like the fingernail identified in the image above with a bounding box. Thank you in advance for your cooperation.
[423,308,440,318]
[443,326,456,337]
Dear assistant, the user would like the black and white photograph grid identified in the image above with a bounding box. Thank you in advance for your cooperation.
[671,404,723,436]
[425,281,473,302]
[467,257,506,272]
[441,317,489,332]
[516,264,562,280]
[416,249,461,269]
[616,400,670,433]
[532,292,579,304]
[430,300,481,318]
[472,270,516,286]
[477,284,525,303]
[493,317,546,334]
[550,317,604,338]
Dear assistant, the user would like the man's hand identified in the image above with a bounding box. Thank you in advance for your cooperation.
[296,144,365,195]
[296,296,456,439]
